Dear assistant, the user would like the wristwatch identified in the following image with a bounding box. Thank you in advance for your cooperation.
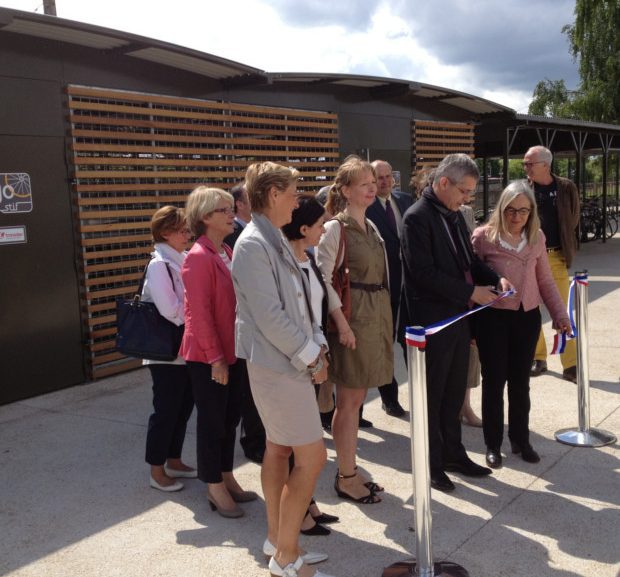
[308,356,324,375]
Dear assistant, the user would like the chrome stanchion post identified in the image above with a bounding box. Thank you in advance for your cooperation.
[383,328,468,577]
[555,271,616,447]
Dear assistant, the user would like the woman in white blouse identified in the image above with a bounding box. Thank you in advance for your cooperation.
[142,206,196,491]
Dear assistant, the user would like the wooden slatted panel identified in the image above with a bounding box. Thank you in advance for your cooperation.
[412,120,475,171]
[67,84,339,379]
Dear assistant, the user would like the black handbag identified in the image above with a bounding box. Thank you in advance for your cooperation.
[115,260,184,361]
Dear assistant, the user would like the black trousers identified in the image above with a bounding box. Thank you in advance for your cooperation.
[186,359,243,484]
[145,364,194,466]
[425,320,470,471]
[238,365,266,454]
[378,295,406,405]
[476,306,541,450]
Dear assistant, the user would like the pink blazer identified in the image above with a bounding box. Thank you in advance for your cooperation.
[471,226,568,326]
[179,235,237,365]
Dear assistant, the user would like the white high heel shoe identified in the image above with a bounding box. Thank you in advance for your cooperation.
[262,539,328,564]
[268,556,334,577]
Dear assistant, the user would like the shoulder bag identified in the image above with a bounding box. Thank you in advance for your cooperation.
[327,219,351,333]
[116,261,184,361]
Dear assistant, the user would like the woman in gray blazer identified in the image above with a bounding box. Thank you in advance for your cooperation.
[231,162,333,577]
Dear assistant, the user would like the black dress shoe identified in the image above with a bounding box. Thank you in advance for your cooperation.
[358,416,373,428]
[511,442,540,463]
[530,359,548,377]
[382,401,406,417]
[444,458,492,477]
[430,470,455,492]
[485,448,502,469]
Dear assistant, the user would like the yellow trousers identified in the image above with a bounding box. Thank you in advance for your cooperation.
[533,250,576,369]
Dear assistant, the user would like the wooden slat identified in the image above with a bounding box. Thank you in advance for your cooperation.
[68,84,338,379]
[92,359,143,379]
[72,143,341,157]
[71,130,340,148]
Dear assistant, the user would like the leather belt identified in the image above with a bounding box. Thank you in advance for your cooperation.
[546,247,562,253]
[350,281,385,292]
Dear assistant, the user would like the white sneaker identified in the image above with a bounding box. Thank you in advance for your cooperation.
[149,476,183,492]
[262,539,328,564]
[268,556,335,577]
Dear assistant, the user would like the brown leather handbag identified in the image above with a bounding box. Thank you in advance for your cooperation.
[328,220,351,333]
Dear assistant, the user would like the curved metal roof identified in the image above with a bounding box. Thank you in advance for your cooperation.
[0,6,513,116]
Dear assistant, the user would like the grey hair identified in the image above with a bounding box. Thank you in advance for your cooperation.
[527,145,553,165]
[433,153,479,185]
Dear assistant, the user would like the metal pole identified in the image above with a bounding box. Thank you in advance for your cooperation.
[383,329,468,577]
[409,342,433,576]
[555,273,616,447]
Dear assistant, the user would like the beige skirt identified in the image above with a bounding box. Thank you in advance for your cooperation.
[246,360,323,447]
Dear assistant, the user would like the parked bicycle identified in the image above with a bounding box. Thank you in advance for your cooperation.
[579,196,618,242]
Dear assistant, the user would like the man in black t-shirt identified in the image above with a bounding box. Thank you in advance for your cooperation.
[523,146,580,382]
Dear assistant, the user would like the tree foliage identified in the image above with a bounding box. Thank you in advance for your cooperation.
[529,0,620,123]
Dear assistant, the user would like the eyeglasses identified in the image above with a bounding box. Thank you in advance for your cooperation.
[505,207,531,217]
[448,179,476,196]
[523,161,544,168]
[211,207,235,215]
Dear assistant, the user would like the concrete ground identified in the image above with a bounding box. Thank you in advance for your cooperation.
[1,237,618,577]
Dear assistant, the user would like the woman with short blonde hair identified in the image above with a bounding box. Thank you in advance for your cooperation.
[232,162,333,577]
[180,185,257,518]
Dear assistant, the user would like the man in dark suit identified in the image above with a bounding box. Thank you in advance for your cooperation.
[401,154,510,492]
[366,159,413,417]
[224,182,265,463]
[224,182,252,249]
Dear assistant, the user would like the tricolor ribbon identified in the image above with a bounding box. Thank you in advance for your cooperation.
[550,272,587,354]
[405,289,516,350]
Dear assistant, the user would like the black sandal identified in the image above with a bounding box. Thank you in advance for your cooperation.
[334,472,381,504]
[354,466,384,493]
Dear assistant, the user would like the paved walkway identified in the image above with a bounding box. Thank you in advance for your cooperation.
[1,237,618,577]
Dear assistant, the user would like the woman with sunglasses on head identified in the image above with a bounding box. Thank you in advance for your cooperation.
[232,162,333,577]
[181,186,257,518]
[471,180,571,469]
[316,157,393,505]
[143,206,195,492]
[282,195,340,538]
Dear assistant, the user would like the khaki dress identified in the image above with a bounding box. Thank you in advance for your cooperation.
[325,213,393,389]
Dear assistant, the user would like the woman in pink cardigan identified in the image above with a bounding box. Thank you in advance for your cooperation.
[181,186,257,518]
[472,180,570,468]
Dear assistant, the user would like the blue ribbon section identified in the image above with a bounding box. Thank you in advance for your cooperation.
[405,289,516,349]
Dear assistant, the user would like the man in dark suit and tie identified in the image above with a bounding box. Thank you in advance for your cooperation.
[401,154,510,492]
[224,182,252,249]
[366,160,413,417]
[224,182,266,463]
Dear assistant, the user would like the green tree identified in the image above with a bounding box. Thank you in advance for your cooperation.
[528,79,575,117]
[563,0,620,123]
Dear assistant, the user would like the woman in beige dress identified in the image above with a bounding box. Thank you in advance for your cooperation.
[316,157,393,504]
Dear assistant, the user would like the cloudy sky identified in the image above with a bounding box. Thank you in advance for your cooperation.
[1,0,579,112]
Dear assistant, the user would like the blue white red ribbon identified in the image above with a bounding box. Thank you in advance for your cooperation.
[405,289,516,350]
[550,272,587,354]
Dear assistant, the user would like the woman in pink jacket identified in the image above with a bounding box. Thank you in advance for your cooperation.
[472,180,570,468]
[181,186,257,518]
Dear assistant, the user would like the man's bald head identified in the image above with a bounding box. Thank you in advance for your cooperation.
[371,160,394,198]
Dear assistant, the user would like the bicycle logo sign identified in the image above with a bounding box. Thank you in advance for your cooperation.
[0,173,33,214]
